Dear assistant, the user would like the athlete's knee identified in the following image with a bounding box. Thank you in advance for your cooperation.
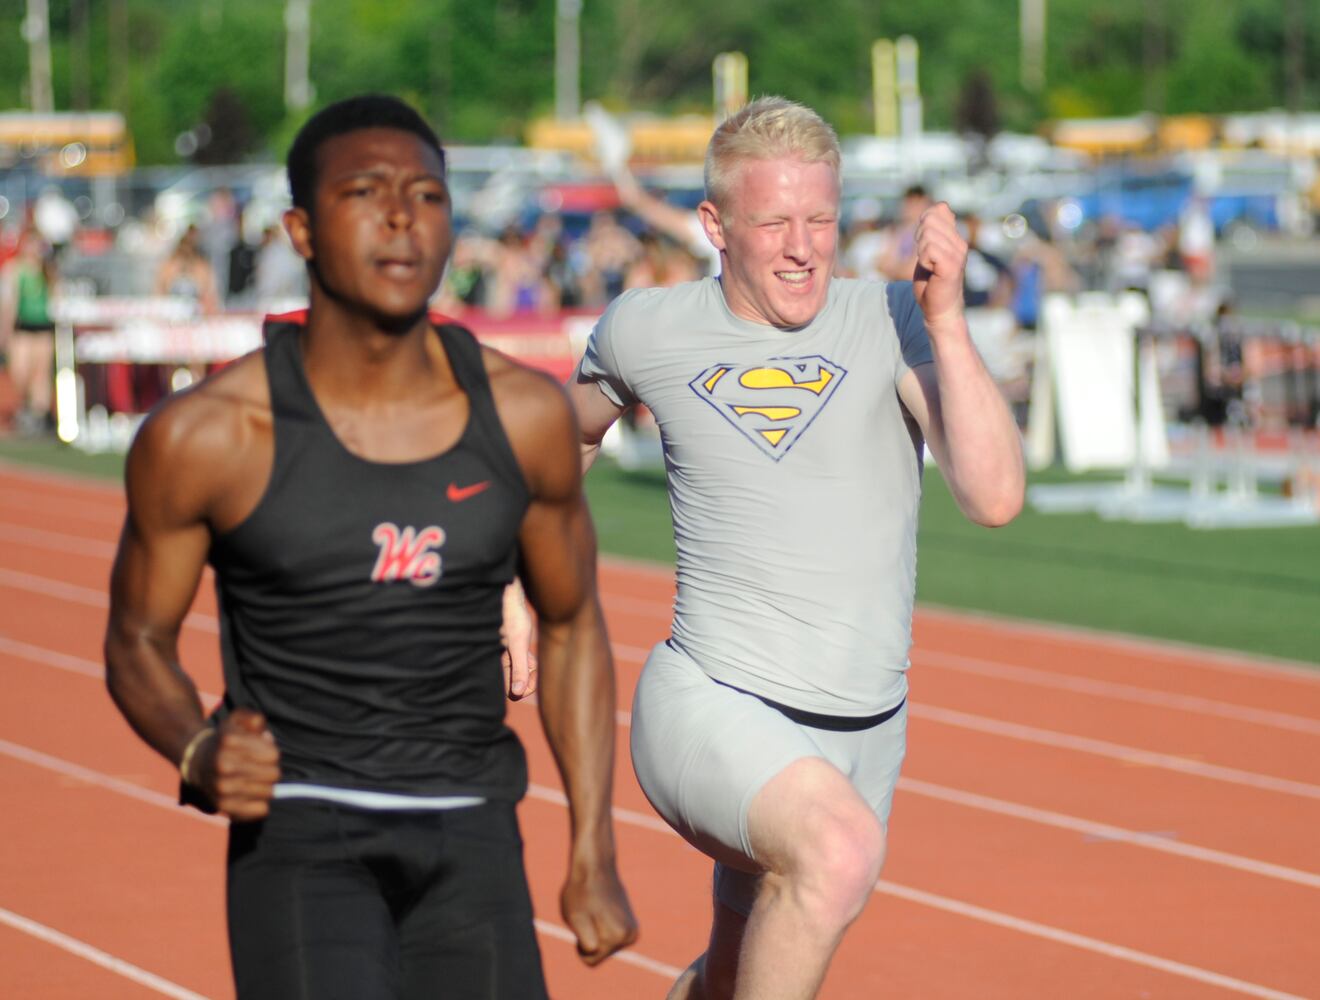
[786,806,886,928]
[749,758,887,926]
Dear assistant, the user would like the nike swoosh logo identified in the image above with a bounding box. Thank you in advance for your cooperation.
[447,480,491,502]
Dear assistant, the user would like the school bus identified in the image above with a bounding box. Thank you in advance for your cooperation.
[0,111,134,176]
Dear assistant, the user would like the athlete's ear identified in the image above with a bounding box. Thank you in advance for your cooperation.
[697,200,727,253]
[283,207,314,262]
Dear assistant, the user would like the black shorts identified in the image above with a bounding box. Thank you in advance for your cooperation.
[226,798,548,1000]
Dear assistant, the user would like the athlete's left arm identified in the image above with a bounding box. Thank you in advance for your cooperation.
[494,361,639,966]
[897,203,1025,527]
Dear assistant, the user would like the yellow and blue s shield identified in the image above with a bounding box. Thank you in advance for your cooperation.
[688,355,848,461]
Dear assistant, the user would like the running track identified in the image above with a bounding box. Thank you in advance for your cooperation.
[1,461,1317,999]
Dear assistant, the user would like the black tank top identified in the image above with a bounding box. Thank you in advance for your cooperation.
[208,320,532,800]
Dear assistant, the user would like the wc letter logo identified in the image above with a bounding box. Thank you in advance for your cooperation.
[689,355,847,460]
[371,523,446,587]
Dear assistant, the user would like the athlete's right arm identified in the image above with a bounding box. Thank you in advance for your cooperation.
[492,361,638,965]
[567,366,626,473]
[104,387,279,819]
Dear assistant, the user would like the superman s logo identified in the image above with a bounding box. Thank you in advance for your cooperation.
[689,355,847,460]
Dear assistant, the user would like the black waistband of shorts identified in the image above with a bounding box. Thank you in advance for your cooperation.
[715,679,906,732]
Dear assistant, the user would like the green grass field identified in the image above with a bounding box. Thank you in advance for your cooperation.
[4,437,1318,666]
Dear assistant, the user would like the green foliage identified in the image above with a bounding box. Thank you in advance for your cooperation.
[1165,6,1274,113]
[0,1,1314,162]
[147,2,286,160]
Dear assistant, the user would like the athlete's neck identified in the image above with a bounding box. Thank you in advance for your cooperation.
[301,293,446,406]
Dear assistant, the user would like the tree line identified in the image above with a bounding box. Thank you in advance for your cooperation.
[0,0,1313,165]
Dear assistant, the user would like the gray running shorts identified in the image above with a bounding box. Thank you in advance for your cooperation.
[630,640,908,917]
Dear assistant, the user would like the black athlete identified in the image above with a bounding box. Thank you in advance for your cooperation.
[104,94,637,999]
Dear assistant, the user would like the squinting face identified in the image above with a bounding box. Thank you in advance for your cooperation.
[289,127,451,325]
[700,157,840,329]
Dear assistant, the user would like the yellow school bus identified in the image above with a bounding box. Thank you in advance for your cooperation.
[0,111,134,176]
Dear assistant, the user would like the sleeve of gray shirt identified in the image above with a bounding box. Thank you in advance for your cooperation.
[577,290,642,408]
[884,280,934,383]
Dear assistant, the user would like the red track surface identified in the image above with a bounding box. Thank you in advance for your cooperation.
[2,461,1317,999]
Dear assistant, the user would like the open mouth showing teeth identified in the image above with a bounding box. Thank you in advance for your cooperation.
[777,270,811,284]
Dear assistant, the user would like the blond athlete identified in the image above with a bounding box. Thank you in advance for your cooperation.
[566,97,1024,999]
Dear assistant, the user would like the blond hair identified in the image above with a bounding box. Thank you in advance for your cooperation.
[704,96,841,209]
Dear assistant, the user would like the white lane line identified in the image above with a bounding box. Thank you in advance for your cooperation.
[603,672,1320,804]
[0,906,210,1000]
[915,602,1320,681]
[897,778,1320,890]
[532,920,682,980]
[11,630,1319,886]
[7,515,1315,703]
[0,487,124,524]
[1,736,1308,999]
[526,783,674,836]
[0,460,121,496]
[0,739,681,983]
[916,649,1320,736]
[5,465,1316,682]
[0,737,226,826]
[7,543,1314,743]
[12,529,1313,739]
[594,559,1320,679]
[912,703,1320,802]
[609,641,652,664]
[872,881,1309,1000]
[0,634,105,680]
[600,592,673,618]
[0,567,110,608]
[0,522,119,558]
[0,568,219,633]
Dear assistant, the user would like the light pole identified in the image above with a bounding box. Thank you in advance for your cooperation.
[22,0,54,113]
[285,0,314,113]
[1020,0,1045,95]
[555,0,582,120]
[1285,0,1305,114]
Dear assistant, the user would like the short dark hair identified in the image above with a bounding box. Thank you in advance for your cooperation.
[286,94,445,212]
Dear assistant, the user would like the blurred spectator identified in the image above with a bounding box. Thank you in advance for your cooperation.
[486,224,558,317]
[878,184,933,280]
[578,211,640,308]
[840,198,891,280]
[612,166,720,276]
[1109,222,1160,295]
[525,213,585,307]
[625,232,701,290]
[544,238,584,308]
[200,187,240,306]
[0,228,58,435]
[1178,195,1216,285]
[33,186,79,251]
[961,212,1013,308]
[1010,232,1080,330]
[252,225,307,306]
[1083,215,1122,290]
[155,225,220,315]
[440,230,492,311]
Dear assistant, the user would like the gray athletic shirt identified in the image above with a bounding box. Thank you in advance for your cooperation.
[580,276,934,716]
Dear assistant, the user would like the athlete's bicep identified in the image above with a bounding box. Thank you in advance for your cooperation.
[569,368,626,448]
[108,411,217,650]
[510,379,597,625]
[517,490,595,626]
[897,362,948,465]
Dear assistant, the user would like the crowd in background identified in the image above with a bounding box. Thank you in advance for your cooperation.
[0,163,1235,438]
